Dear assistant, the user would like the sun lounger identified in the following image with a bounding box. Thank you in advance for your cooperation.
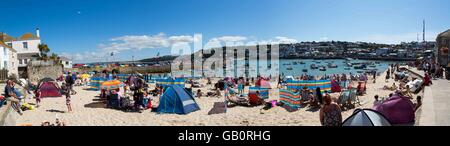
[338,88,360,109]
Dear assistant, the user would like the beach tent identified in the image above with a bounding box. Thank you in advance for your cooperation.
[286,80,331,93]
[342,108,391,126]
[279,89,301,108]
[256,79,271,88]
[331,80,342,93]
[157,85,200,114]
[249,87,270,99]
[37,79,62,98]
[373,95,415,124]
[89,77,107,90]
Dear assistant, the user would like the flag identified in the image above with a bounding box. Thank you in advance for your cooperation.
[156,52,160,57]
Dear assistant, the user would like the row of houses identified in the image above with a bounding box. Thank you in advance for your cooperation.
[0,28,72,78]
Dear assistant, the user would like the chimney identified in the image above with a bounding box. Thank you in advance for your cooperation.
[36,27,40,38]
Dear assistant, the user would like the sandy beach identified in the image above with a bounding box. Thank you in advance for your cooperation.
[15,70,413,126]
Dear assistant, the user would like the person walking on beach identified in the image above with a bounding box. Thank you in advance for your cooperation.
[373,71,376,83]
[385,70,390,82]
[65,71,76,95]
[61,83,72,112]
[319,94,342,126]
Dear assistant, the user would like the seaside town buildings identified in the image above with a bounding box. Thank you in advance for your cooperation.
[0,28,72,78]
[437,29,450,68]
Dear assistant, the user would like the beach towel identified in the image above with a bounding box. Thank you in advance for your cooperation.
[286,80,331,93]
[279,89,301,109]
[208,102,227,115]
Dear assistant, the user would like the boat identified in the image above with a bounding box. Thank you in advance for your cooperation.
[354,64,367,69]
[287,67,293,70]
[302,69,308,72]
[283,63,291,65]
[357,71,364,73]
[327,63,338,68]
[344,68,351,70]
[346,63,353,67]
[375,61,381,64]
[369,65,376,68]
[299,61,305,64]
[310,64,318,69]
[293,62,298,65]
[319,66,326,71]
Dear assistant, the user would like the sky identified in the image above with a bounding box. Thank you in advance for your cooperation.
[1,0,449,63]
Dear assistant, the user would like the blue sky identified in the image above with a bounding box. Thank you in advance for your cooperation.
[1,0,449,63]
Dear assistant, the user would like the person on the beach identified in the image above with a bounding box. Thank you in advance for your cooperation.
[142,91,152,109]
[196,89,203,98]
[373,95,382,106]
[316,87,323,105]
[414,96,422,111]
[4,80,23,115]
[402,85,413,99]
[319,94,342,126]
[373,71,376,83]
[61,83,72,112]
[65,71,76,95]
[385,69,391,82]
[238,79,244,95]
[133,77,145,113]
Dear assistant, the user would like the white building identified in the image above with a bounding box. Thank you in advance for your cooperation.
[59,56,73,69]
[0,41,18,76]
[1,28,41,77]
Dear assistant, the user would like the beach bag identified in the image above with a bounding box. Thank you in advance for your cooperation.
[120,97,133,111]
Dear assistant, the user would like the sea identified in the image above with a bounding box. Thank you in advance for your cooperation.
[168,59,405,78]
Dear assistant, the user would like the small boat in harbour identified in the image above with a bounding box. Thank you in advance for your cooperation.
[293,62,298,65]
[287,67,293,70]
[299,61,305,64]
[357,70,364,73]
[319,66,326,71]
[327,63,338,68]
[310,64,318,69]
[302,69,308,72]
[344,68,351,70]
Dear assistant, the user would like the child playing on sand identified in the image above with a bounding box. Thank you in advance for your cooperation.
[61,83,72,113]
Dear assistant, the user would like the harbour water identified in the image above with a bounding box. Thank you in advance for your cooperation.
[279,59,402,77]
[172,59,405,78]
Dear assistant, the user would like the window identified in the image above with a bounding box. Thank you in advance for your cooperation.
[19,59,23,64]
[3,61,7,69]
[24,59,28,64]
[23,42,28,49]
[12,62,14,68]
[7,43,12,47]
[3,48,6,56]
[66,61,69,65]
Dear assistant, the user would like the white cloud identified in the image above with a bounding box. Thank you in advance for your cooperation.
[210,36,248,42]
[274,36,298,44]
[319,37,329,42]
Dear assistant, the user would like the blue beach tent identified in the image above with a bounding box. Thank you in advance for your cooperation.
[157,85,200,114]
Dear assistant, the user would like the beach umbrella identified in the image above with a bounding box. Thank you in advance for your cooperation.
[342,108,391,126]
[80,73,90,80]
[100,80,125,90]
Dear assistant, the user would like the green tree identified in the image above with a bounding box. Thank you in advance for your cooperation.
[38,43,50,60]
